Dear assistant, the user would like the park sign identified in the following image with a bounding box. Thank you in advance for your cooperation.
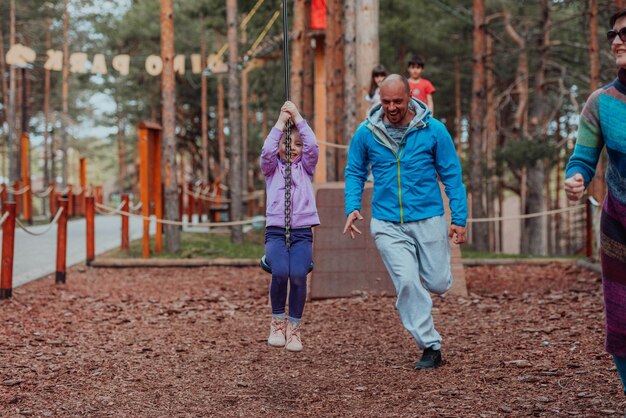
[5,43,228,76]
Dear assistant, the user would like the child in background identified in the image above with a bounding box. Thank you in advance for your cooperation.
[407,55,436,114]
[365,64,388,107]
[260,101,320,352]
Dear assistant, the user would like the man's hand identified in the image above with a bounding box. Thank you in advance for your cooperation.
[343,210,364,240]
[564,173,585,202]
[448,224,466,245]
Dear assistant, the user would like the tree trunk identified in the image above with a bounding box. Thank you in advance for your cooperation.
[43,16,51,187]
[355,0,379,120]
[8,0,19,192]
[454,58,462,157]
[485,33,497,252]
[588,0,606,202]
[217,76,226,178]
[226,0,244,244]
[523,0,550,256]
[343,0,357,152]
[0,17,10,181]
[325,0,344,181]
[61,0,69,187]
[201,17,209,184]
[241,28,248,194]
[160,0,181,252]
[470,0,488,251]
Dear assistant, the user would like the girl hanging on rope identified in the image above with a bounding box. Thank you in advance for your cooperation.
[565,8,626,398]
[260,101,320,352]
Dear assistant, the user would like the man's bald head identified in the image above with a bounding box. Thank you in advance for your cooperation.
[380,74,411,97]
[379,74,413,126]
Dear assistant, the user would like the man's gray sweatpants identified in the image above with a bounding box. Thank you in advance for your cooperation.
[370,215,452,351]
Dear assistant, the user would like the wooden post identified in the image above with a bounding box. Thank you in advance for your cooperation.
[313,37,327,184]
[187,182,195,223]
[178,185,183,222]
[585,197,593,260]
[85,196,95,265]
[49,184,56,219]
[1,202,16,299]
[196,183,204,222]
[120,194,129,250]
[79,157,87,217]
[21,133,33,224]
[0,184,6,205]
[56,198,68,284]
[139,126,150,258]
[153,130,163,254]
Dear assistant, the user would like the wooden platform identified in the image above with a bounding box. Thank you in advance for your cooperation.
[310,182,467,299]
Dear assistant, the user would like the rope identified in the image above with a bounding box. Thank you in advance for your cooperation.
[466,204,586,223]
[317,139,350,149]
[182,187,263,203]
[6,185,30,195]
[246,10,281,58]
[95,202,265,228]
[216,0,267,61]
[33,186,53,198]
[0,211,9,226]
[14,207,64,236]
[129,202,142,212]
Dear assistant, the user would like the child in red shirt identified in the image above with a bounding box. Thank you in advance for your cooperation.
[407,55,436,114]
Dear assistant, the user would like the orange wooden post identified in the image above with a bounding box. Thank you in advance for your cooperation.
[85,196,95,266]
[56,198,69,284]
[187,182,194,223]
[13,180,21,218]
[49,184,56,219]
[1,202,16,299]
[215,182,222,222]
[95,186,103,205]
[21,133,33,224]
[67,185,74,217]
[139,125,151,258]
[79,158,87,217]
[0,184,6,205]
[121,194,129,250]
[152,130,163,254]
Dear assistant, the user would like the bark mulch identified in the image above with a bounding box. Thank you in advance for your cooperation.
[0,262,624,417]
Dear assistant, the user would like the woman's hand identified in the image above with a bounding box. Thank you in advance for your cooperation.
[564,173,585,201]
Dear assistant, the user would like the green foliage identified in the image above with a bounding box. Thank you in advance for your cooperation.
[495,137,558,170]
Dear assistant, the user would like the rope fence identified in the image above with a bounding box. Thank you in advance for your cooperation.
[466,203,587,223]
[6,185,30,195]
[182,187,263,203]
[95,202,265,227]
[14,207,64,236]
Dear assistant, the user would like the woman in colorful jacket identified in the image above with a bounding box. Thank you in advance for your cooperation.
[564,8,626,397]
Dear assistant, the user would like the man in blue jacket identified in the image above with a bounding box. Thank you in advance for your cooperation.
[343,74,467,369]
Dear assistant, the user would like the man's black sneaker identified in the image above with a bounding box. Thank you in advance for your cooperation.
[414,347,442,370]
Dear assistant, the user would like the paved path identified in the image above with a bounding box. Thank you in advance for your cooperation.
[6,215,148,288]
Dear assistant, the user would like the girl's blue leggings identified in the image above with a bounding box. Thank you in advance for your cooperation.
[614,355,626,396]
[265,226,313,320]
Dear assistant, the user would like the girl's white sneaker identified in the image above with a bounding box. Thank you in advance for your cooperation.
[268,318,286,347]
[285,321,303,352]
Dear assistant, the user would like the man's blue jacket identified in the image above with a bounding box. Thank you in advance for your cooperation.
[344,99,468,227]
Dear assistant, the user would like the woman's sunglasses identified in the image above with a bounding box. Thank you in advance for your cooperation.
[607,28,626,44]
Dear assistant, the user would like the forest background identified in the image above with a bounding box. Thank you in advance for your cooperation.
[0,0,622,256]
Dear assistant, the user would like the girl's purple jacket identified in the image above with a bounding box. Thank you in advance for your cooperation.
[260,120,321,229]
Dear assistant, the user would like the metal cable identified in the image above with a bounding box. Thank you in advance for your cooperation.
[281,0,292,249]
[14,207,64,236]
